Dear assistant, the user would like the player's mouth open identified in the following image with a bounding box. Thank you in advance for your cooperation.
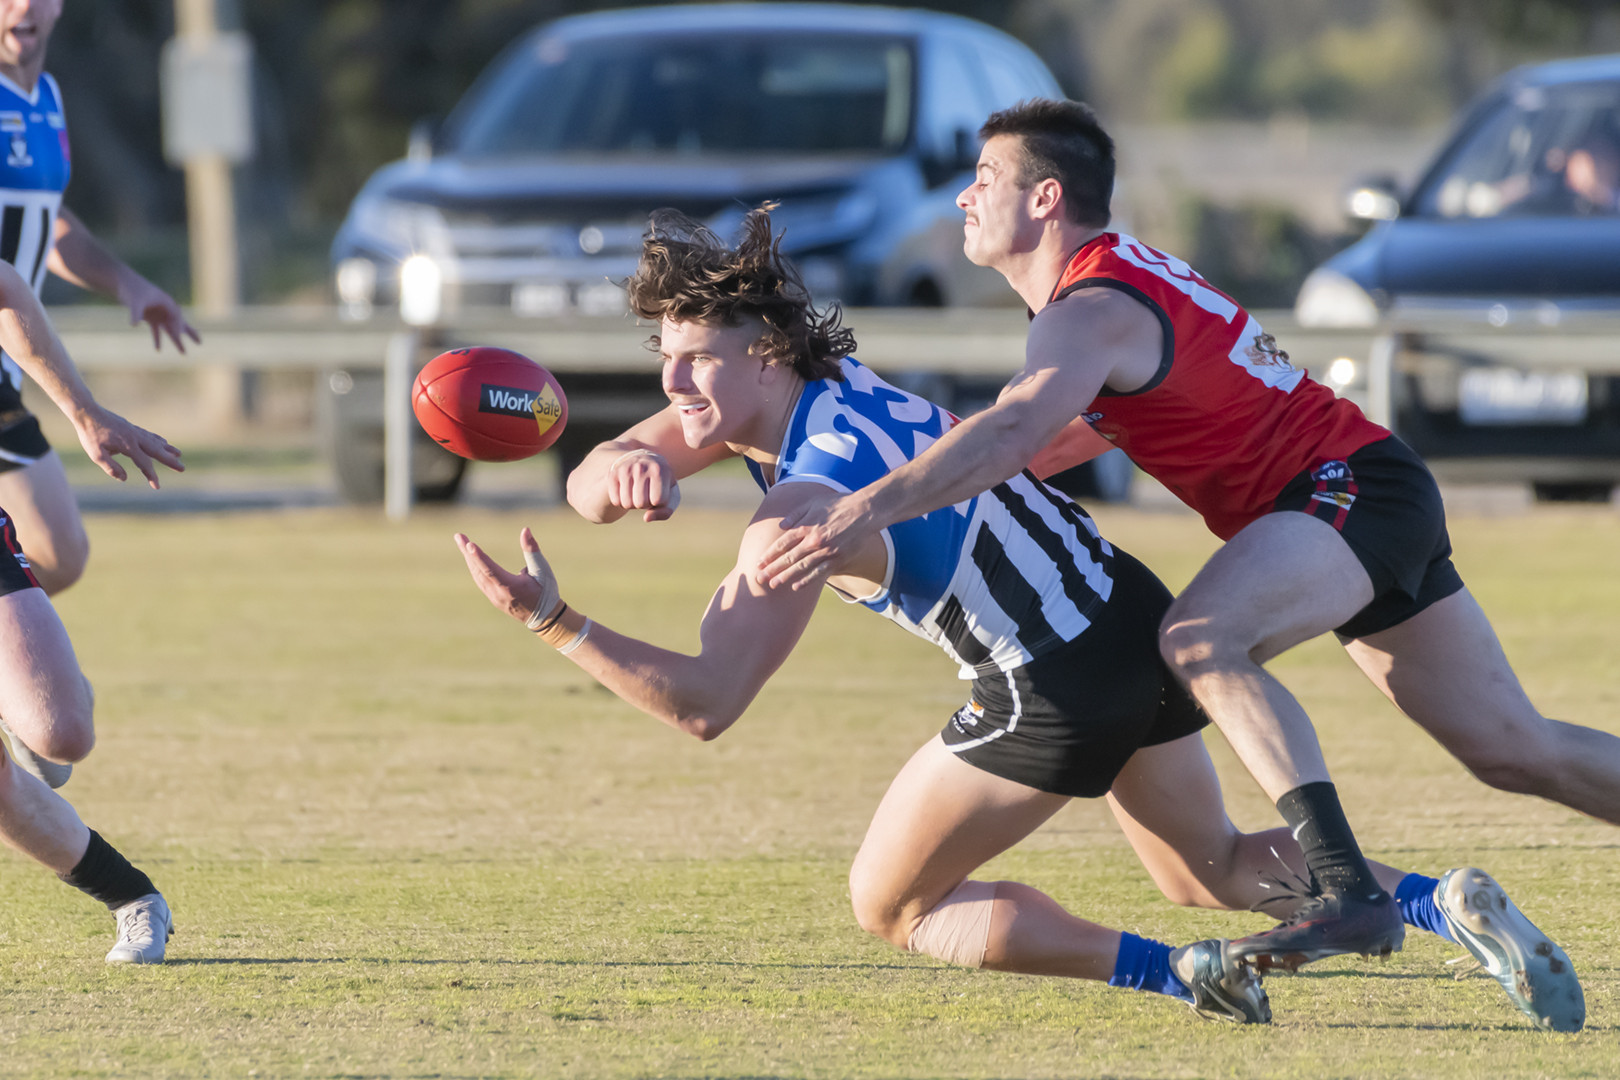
[676,402,709,415]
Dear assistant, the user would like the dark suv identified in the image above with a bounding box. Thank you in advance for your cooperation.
[1296,53,1620,500]
[331,3,1061,318]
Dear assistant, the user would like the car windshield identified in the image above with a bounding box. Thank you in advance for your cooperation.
[451,31,915,157]
[1414,80,1620,219]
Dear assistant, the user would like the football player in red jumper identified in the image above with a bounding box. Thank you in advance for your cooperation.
[756,100,1617,1017]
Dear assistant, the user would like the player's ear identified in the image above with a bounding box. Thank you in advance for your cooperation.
[1030,177,1064,221]
[758,354,788,387]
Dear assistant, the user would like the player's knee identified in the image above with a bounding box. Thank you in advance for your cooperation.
[27,531,89,596]
[1455,732,1560,798]
[1158,615,1232,682]
[17,681,95,764]
[847,868,911,947]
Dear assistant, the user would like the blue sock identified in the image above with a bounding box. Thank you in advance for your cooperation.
[1395,873,1456,943]
[1108,932,1194,1002]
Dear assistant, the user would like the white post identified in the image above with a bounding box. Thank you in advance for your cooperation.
[1366,331,1396,429]
[169,0,252,428]
[384,330,418,522]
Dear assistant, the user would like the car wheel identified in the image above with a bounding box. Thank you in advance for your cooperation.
[330,422,469,504]
[907,277,945,307]
[1531,481,1615,503]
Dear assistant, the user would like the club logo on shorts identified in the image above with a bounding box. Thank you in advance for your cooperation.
[1311,460,1351,483]
[949,698,985,734]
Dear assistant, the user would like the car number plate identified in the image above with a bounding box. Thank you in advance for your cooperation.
[1458,367,1588,425]
[512,282,570,317]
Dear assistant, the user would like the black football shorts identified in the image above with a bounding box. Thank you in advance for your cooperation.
[940,548,1210,799]
[0,506,39,596]
[1271,434,1465,640]
[0,377,49,475]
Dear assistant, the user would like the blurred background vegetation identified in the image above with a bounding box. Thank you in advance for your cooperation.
[43,0,1620,310]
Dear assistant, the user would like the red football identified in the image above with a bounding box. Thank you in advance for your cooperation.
[412,347,568,462]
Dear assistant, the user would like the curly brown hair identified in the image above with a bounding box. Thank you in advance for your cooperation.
[626,205,853,382]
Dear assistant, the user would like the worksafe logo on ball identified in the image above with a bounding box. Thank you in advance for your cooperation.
[479,382,565,432]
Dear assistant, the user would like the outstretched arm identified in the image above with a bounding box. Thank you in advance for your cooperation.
[566,405,737,524]
[458,484,825,739]
[0,263,182,486]
[49,209,201,353]
[755,288,1157,589]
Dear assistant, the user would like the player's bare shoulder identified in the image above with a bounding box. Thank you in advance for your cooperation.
[1029,286,1164,394]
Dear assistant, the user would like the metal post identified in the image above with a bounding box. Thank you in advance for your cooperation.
[1367,330,1396,429]
[384,329,418,522]
[172,0,248,427]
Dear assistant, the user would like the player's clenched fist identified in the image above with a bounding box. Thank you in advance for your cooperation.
[608,447,681,521]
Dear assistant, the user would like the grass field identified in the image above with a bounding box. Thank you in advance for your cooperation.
[2,497,1615,1078]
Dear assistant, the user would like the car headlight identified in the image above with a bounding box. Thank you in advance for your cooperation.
[1295,267,1380,328]
[399,254,443,327]
[335,257,377,305]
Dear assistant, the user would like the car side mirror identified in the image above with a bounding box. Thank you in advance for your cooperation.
[921,128,980,188]
[408,116,442,163]
[952,127,980,172]
[1344,175,1402,222]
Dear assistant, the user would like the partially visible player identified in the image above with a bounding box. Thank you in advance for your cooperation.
[0,0,198,597]
[0,257,174,963]
[454,208,1582,1030]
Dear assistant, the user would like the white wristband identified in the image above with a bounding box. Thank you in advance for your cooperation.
[613,448,660,472]
[557,617,593,656]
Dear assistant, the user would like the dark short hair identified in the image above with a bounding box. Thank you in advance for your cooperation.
[626,205,853,382]
[979,99,1114,228]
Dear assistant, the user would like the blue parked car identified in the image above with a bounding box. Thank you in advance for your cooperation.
[1296,53,1620,500]
[331,3,1062,319]
[324,3,1074,504]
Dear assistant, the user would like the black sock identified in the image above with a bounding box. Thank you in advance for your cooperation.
[59,830,157,910]
[1275,782,1385,899]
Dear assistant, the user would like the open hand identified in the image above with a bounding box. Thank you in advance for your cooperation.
[456,527,564,628]
[122,278,201,354]
[753,493,870,590]
[73,405,183,488]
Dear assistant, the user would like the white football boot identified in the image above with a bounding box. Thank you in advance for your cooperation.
[106,892,173,964]
[1435,868,1583,1032]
